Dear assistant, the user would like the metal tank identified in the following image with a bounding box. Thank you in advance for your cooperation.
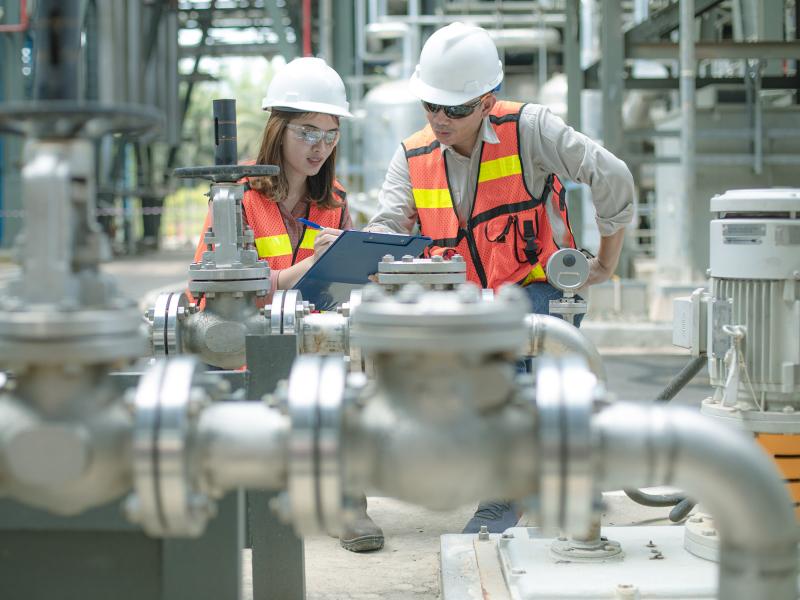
[361,79,427,208]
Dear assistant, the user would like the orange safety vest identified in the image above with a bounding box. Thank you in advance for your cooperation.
[192,180,347,270]
[403,101,576,290]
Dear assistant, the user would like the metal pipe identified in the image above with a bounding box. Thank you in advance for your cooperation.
[525,314,606,382]
[196,403,289,493]
[302,0,312,56]
[679,0,696,282]
[594,403,798,599]
[623,488,684,507]
[319,0,333,61]
[32,0,82,101]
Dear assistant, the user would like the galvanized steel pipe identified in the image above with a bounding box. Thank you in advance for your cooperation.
[196,402,289,493]
[593,403,798,599]
[526,313,606,381]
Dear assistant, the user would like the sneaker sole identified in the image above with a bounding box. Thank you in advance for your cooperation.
[340,535,385,553]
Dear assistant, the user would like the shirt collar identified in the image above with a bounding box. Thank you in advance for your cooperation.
[438,116,500,157]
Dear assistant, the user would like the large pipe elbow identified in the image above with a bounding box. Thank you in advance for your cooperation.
[526,314,606,381]
[593,403,798,599]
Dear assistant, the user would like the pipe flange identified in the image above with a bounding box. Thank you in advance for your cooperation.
[684,512,719,561]
[286,355,345,536]
[376,254,467,288]
[127,356,216,537]
[534,357,596,536]
[188,276,271,294]
[550,536,623,562]
[265,289,307,336]
[152,292,189,357]
[0,305,147,365]
[340,290,368,372]
[350,282,529,354]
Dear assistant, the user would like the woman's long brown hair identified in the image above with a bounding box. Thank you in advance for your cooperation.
[248,109,343,210]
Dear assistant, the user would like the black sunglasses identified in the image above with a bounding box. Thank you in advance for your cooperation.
[422,95,486,119]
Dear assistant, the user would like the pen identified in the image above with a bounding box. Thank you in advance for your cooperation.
[297,217,323,230]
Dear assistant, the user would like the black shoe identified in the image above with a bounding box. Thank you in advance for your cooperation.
[339,495,384,553]
[461,500,519,534]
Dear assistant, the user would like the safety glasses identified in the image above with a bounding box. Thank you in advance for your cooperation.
[422,95,486,119]
[287,123,340,146]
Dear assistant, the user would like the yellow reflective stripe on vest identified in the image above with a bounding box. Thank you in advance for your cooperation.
[413,188,453,209]
[478,154,522,184]
[255,234,292,258]
[520,263,547,286]
[299,228,318,250]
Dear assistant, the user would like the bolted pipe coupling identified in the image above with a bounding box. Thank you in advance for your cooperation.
[376,254,467,290]
[127,356,225,537]
[281,354,350,537]
[351,282,530,355]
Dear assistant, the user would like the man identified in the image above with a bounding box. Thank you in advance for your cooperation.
[366,22,635,533]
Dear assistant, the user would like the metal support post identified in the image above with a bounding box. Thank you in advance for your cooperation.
[246,334,305,600]
[600,0,630,276]
[600,0,623,155]
[332,0,356,186]
[264,0,298,61]
[565,0,582,131]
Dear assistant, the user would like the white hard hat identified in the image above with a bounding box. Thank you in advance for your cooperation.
[262,57,352,118]
[409,22,503,106]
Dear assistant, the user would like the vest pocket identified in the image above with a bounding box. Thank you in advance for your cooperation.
[480,214,530,285]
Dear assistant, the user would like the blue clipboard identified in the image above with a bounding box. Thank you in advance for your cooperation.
[293,230,432,310]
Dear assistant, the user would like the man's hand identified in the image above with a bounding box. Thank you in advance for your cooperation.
[313,228,343,260]
[583,228,625,289]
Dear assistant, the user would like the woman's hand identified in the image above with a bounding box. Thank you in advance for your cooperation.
[313,228,343,261]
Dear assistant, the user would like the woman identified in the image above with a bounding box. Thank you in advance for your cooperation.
[193,57,351,292]
[193,57,384,554]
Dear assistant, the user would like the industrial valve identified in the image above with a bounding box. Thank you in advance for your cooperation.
[147,99,279,369]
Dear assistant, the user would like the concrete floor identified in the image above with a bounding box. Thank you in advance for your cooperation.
[3,248,712,599]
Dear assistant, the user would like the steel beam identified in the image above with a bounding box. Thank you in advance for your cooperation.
[264,0,297,60]
[625,0,723,43]
[178,42,282,58]
[628,41,800,60]
[599,76,800,90]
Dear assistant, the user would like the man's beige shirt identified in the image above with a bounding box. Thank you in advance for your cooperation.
[366,103,634,240]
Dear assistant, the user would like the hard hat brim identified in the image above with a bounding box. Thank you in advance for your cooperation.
[261,98,353,118]
[408,70,503,106]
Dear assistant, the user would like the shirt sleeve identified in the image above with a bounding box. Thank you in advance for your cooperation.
[339,200,354,230]
[364,145,417,234]
[520,104,635,237]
